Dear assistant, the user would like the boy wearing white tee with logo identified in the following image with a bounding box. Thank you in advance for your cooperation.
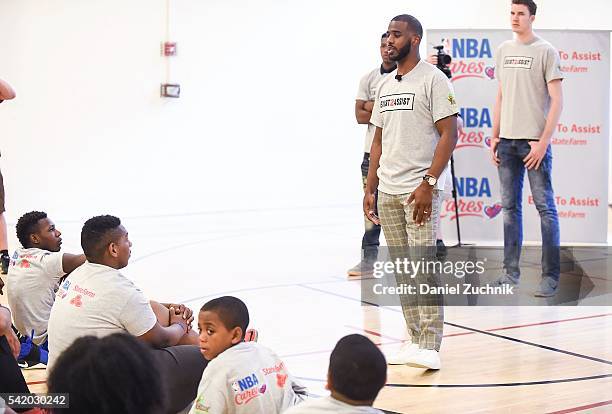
[190,296,307,414]
[6,211,85,367]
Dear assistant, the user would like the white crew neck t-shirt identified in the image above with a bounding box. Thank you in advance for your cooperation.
[7,247,65,344]
[370,59,459,195]
[190,342,306,414]
[47,261,156,367]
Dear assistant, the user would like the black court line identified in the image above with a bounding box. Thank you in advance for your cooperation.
[297,284,612,368]
[443,321,612,366]
[296,374,612,388]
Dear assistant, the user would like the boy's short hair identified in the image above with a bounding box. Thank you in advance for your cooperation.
[328,334,387,402]
[81,215,122,261]
[201,296,249,339]
[16,211,47,248]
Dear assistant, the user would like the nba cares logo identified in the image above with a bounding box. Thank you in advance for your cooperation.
[484,203,502,218]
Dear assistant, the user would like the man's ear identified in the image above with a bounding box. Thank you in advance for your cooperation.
[231,327,243,345]
[108,242,118,258]
[529,14,535,24]
[29,233,40,246]
[325,370,332,391]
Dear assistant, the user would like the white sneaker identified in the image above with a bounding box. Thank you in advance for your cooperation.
[405,349,441,370]
[385,342,419,365]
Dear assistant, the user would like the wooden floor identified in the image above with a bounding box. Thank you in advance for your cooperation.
[2,206,612,413]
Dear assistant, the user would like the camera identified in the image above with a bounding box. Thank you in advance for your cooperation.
[434,45,452,79]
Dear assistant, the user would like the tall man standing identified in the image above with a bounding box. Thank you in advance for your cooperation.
[364,14,458,370]
[491,0,563,297]
[347,33,396,277]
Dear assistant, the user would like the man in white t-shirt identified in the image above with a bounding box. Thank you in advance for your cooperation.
[364,15,458,370]
[490,0,563,297]
[6,211,85,367]
[47,215,207,413]
[7,212,85,343]
[285,334,386,414]
[190,296,306,414]
[347,33,396,277]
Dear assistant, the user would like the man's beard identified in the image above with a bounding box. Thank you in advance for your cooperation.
[391,42,412,62]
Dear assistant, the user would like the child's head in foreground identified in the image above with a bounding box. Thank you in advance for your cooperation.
[198,296,249,360]
[327,334,387,406]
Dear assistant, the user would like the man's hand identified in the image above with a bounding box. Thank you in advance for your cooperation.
[407,182,433,226]
[523,140,548,170]
[363,192,380,225]
[426,54,438,65]
[169,304,194,330]
[490,136,501,166]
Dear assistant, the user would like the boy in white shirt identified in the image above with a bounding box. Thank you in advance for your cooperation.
[285,334,387,414]
[6,211,85,367]
[190,296,306,414]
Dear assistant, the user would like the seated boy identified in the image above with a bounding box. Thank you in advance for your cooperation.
[190,296,306,414]
[285,334,387,414]
[7,211,85,367]
[48,215,206,413]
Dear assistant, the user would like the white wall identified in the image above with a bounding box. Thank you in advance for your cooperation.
[0,0,610,224]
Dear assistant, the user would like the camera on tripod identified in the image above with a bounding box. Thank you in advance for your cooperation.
[433,45,452,79]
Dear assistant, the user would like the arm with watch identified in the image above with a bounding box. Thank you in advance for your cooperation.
[408,114,458,226]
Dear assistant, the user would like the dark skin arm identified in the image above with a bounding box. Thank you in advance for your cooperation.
[355,100,375,124]
[408,115,458,225]
[62,253,86,274]
[363,126,383,224]
[138,308,188,348]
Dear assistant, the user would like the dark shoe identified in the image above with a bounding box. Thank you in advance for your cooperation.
[436,239,447,260]
[17,334,48,369]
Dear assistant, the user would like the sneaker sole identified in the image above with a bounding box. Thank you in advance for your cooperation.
[405,361,441,370]
[534,291,557,298]
[18,362,46,370]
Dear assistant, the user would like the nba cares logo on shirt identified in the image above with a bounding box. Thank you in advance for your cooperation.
[57,280,71,300]
[232,373,266,405]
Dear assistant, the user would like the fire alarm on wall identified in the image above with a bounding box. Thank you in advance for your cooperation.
[162,41,177,56]
[161,83,180,98]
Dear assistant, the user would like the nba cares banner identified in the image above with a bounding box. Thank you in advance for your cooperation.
[427,29,609,244]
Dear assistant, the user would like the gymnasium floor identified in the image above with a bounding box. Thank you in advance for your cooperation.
[3,205,612,413]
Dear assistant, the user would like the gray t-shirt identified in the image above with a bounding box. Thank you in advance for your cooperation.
[6,247,66,345]
[356,67,392,153]
[47,261,157,367]
[496,36,564,140]
[370,60,458,195]
[285,396,384,414]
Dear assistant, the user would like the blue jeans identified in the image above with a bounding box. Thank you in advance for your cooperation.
[497,138,560,281]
